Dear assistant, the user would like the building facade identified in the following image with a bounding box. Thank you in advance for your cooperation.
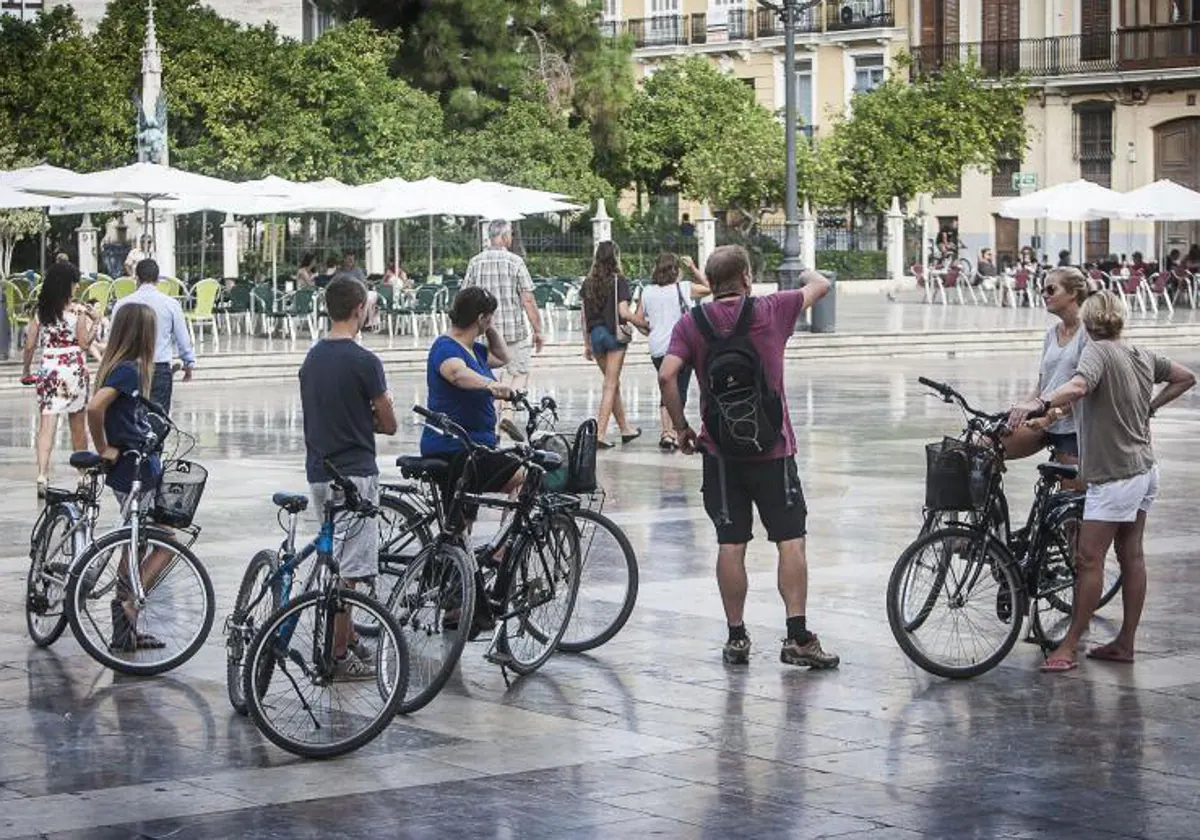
[604,0,911,216]
[3,0,333,42]
[913,0,1200,267]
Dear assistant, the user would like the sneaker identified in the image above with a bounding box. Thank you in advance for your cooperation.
[333,652,376,681]
[499,417,526,443]
[780,635,840,669]
[348,638,374,663]
[722,636,751,665]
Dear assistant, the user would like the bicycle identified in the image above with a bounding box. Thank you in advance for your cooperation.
[59,402,215,676]
[234,459,409,759]
[886,377,1087,679]
[388,404,581,707]
[375,390,638,656]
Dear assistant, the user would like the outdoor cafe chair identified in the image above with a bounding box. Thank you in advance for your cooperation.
[111,277,137,301]
[156,276,187,301]
[934,265,967,306]
[80,280,113,319]
[185,279,221,348]
[404,284,447,336]
[288,288,320,338]
[218,282,253,335]
[251,283,294,339]
[1145,272,1174,315]
[1116,271,1149,314]
[1171,268,1196,308]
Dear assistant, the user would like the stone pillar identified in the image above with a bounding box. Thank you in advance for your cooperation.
[917,193,933,302]
[365,221,385,275]
[221,213,241,280]
[800,199,816,271]
[591,199,612,252]
[696,201,716,270]
[77,213,99,276]
[886,196,905,287]
[156,211,177,278]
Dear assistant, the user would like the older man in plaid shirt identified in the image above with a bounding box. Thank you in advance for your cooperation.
[463,220,545,441]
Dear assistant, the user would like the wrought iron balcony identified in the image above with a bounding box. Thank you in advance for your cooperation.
[826,0,895,31]
[912,26,1200,79]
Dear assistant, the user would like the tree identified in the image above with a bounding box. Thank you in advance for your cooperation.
[441,85,609,203]
[823,58,1028,212]
[0,129,47,276]
[627,57,776,200]
[317,0,637,188]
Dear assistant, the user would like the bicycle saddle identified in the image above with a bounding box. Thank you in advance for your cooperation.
[69,451,106,471]
[396,456,449,480]
[530,449,563,472]
[1037,462,1079,482]
[271,492,309,514]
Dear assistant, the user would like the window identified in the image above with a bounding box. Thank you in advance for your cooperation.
[647,0,681,43]
[992,159,1021,197]
[302,0,334,43]
[709,0,742,26]
[1076,104,1114,261]
[794,58,814,131]
[853,54,886,94]
[602,0,620,19]
[0,0,44,20]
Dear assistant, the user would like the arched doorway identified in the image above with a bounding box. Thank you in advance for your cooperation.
[1154,117,1200,256]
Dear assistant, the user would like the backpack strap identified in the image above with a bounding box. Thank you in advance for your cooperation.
[692,302,718,342]
[732,296,755,337]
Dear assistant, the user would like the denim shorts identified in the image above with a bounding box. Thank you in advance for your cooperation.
[589,324,624,356]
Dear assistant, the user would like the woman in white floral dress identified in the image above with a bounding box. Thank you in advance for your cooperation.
[22,263,98,497]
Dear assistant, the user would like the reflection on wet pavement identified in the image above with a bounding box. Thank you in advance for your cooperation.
[1,347,1199,839]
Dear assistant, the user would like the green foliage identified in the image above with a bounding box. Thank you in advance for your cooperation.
[815,250,887,281]
[824,57,1028,211]
[678,100,785,222]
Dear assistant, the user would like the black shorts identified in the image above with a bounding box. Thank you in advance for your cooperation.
[433,449,524,521]
[701,454,807,545]
[1045,432,1079,458]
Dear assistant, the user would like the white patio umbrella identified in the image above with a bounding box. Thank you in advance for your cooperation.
[999,179,1125,262]
[1113,179,1200,222]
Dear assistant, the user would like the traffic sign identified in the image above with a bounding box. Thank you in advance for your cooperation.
[1011,172,1038,191]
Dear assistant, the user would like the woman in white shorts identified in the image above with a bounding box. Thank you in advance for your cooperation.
[1014,290,1195,673]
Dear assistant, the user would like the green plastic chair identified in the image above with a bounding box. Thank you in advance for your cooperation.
[219,283,253,334]
[251,283,293,338]
[157,277,186,299]
[185,279,220,347]
[81,280,114,316]
[374,284,397,336]
[288,288,319,338]
[112,277,137,301]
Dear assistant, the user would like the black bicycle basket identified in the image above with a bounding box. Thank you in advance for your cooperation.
[925,437,996,512]
[567,418,598,494]
[153,460,208,527]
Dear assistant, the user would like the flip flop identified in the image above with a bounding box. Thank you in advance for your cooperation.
[621,428,642,444]
[1039,658,1078,673]
[1086,644,1134,663]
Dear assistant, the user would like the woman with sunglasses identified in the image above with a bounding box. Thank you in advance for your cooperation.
[1005,267,1090,473]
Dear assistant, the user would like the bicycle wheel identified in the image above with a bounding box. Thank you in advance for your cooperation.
[243,589,408,759]
[496,512,580,675]
[226,550,280,715]
[886,526,1024,679]
[1098,567,1123,610]
[66,528,215,676]
[358,493,433,638]
[387,542,474,714]
[26,504,74,647]
[558,509,638,653]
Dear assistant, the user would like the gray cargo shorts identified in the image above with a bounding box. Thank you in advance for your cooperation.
[309,474,380,580]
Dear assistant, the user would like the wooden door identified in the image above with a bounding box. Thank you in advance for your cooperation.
[1155,117,1200,256]
[982,0,1020,73]
[1081,0,1113,61]
[993,215,1019,269]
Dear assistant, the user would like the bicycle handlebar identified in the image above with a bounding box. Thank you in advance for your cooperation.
[321,458,376,517]
[413,404,476,450]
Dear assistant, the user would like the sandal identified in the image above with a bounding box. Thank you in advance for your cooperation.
[135,633,166,650]
[658,432,676,451]
[1039,657,1078,673]
[596,439,614,450]
[621,427,642,444]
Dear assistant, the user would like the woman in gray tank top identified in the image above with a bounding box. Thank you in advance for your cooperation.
[1004,268,1089,469]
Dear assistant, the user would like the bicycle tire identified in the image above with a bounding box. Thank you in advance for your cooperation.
[26,504,74,647]
[1098,569,1123,610]
[66,528,215,676]
[558,509,638,653]
[387,542,475,714]
[497,512,580,676]
[358,493,434,638]
[226,550,280,715]
[243,589,408,759]
[886,525,1024,680]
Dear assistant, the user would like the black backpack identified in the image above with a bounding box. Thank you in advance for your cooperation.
[693,297,784,457]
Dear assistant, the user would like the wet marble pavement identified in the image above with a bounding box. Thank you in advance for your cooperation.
[2,344,1200,839]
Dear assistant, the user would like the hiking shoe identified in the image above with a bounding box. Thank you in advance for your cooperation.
[334,653,376,681]
[499,418,526,443]
[722,636,751,665]
[780,635,840,669]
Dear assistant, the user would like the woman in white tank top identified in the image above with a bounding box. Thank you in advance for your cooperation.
[635,253,710,450]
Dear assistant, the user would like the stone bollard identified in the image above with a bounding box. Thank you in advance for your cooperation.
[591,199,612,252]
[809,270,837,333]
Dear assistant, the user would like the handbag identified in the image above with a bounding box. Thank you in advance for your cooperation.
[614,275,633,344]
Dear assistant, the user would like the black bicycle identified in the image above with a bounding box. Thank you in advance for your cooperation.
[886,377,1088,679]
[234,459,409,759]
[389,404,581,705]
[374,391,638,657]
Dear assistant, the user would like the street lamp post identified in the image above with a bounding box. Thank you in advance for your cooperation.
[761,0,821,295]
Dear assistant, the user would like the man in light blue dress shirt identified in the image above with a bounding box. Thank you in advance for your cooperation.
[112,259,197,412]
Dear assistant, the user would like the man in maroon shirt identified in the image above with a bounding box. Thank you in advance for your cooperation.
[658,245,839,669]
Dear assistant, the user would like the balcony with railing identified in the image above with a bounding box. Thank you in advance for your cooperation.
[912,26,1200,79]
[826,0,895,31]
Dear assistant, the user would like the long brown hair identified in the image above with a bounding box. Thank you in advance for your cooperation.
[651,252,680,287]
[98,303,156,395]
[582,241,622,318]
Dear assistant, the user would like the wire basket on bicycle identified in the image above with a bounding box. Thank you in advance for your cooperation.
[153,460,208,528]
[924,437,998,512]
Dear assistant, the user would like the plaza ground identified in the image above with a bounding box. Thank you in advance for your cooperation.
[1,336,1199,838]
